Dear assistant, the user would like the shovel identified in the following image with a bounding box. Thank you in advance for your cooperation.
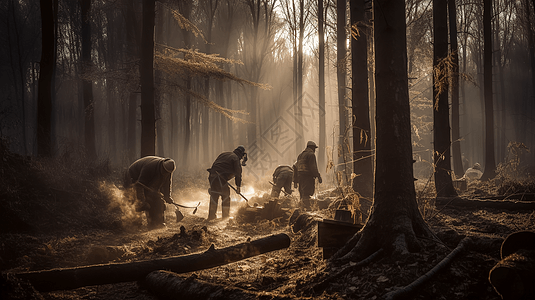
[226,181,251,207]
[170,202,200,223]
[170,201,201,214]
[269,181,292,197]
[214,171,251,207]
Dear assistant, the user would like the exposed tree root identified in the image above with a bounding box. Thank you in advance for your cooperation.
[308,248,383,295]
[382,237,472,300]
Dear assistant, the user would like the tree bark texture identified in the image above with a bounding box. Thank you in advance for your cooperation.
[336,0,437,262]
[318,0,326,173]
[140,0,156,157]
[14,233,290,292]
[81,0,97,160]
[125,0,140,161]
[350,0,373,199]
[481,0,496,180]
[433,0,457,197]
[37,0,55,157]
[143,270,304,300]
[448,0,464,178]
[336,0,347,177]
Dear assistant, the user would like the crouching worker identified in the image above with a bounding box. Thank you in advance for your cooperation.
[124,156,176,230]
[271,165,294,198]
[206,146,247,220]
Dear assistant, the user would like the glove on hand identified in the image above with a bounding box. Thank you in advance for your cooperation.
[236,187,241,194]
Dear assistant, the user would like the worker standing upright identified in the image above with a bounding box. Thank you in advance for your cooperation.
[206,146,247,220]
[294,141,322,210]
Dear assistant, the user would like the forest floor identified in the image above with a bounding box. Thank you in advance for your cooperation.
[1,146,535,300]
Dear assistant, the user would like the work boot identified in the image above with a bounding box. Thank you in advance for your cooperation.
[206,214,217,221]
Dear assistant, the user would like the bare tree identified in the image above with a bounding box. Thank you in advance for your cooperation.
[336,0,348,181]
[333,0,438,262]
[199,0,219,161]
[37,0,55,157]
[140,0,156,157]
[433,0,457,197]
[242,0,276,146]
[318,0,326,172]
[480,0,496,180]
[125,0,141,163]
[448,0,464,178]
[81,0,96,159]
[349,0,373,198]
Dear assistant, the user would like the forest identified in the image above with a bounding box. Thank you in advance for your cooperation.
[1,0,535,299]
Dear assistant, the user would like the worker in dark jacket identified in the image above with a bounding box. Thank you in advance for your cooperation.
[206,146,247,220]
[270,165,294,198]
[294,141,322,210]
[124,156,176,230]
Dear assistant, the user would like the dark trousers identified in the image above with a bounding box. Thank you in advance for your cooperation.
[271,173,293,197]
[208,174,231,218]
[297,173,315,209]
[145,191,165,228]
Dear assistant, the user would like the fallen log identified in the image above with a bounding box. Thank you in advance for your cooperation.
[435,197,535,211]
[143,270,308,299]
[13,233,291,292]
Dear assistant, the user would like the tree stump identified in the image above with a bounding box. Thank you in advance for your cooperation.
[489,231,535,300]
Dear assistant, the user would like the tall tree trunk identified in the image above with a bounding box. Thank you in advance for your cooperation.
[293,38,299,154]
[526,0,535,111]
[297,0,304,148]
[140,0,156,157]
[37,0,55,157]
[202,0,219,162]
[81,0,97,160]
[246,0,261,149]
[336,0,347,181]
[154,2,164,157]
[433,0,457,197]
[8,0,28,154]
[125,0,140,162]
[481,0,496,180]
[492,3,506,163]
[107,86,116,161]
[105,9,118,163]
[318,0,326,173]
[334,0,437,262]
[179,0,193,169]
[127,93,138,162]
[448,0,464,178]
[350,0,373,198]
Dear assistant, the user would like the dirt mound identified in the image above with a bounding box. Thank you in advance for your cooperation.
[0,143,120,235]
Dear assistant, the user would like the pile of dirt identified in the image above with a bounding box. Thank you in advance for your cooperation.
[0,147,120,236]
